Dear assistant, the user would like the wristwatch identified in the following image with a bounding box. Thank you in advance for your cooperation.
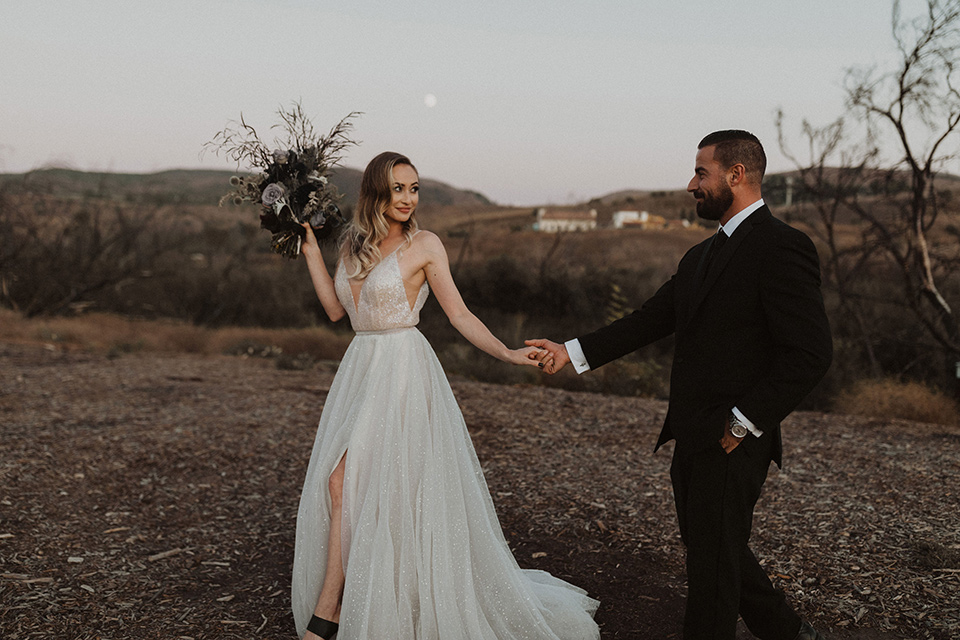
[728,413,749,438]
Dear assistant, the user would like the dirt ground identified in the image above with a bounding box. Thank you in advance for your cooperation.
[1,343,958,639]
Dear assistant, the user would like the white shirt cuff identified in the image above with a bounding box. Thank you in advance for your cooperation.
[732,406,763,437]
[564,338,591,374]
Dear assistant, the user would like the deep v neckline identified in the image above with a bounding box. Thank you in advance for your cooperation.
[345,245,404,313]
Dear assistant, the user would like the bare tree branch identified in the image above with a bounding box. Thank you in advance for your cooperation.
[777,0,960,383]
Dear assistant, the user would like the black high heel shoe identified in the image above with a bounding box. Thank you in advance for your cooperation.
[307,615,339,639]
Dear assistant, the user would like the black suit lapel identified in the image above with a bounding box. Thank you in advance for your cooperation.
[693,232,720,286]
[679,236,712,327]
[688,207,771,317]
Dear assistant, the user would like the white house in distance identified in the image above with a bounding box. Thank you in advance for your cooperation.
[534,208,597,232]
[612,210,673,229]
[613,210,645,228]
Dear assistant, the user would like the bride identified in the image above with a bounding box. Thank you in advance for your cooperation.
[291,151,600,639]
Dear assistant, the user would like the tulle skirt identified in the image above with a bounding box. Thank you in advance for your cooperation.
[291,328,599,639]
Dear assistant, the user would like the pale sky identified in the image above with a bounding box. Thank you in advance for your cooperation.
[0,1,921,205]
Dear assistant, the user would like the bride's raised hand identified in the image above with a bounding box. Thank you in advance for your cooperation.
[300,222,321,257]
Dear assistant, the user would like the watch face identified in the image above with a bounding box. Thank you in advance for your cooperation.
[731,423,748,437]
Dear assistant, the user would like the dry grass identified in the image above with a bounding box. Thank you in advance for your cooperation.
[0,308,351,362]
[833,377,960,425]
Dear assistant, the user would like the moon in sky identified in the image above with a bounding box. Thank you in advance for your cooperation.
[424,94,438,108]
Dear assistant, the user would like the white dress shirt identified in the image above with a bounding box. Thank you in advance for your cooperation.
[565,199,766,437]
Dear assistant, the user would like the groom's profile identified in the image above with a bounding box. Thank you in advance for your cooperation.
[530,130,833,640]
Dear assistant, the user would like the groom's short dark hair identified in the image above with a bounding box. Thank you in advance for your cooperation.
[699,130,766,184]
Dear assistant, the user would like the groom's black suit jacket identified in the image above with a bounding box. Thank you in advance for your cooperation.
[578,206,832,466]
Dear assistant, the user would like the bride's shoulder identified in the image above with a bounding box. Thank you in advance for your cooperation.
[410,229,444,252]
[407,230,449,270]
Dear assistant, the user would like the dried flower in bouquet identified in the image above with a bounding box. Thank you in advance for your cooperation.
[204,103,360,258]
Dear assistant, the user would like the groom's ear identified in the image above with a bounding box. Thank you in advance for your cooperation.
[727,163,746,187]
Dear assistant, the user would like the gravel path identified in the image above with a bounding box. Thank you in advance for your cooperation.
[1,343,958,639]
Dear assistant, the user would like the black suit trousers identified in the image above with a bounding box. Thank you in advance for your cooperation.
[670,435,801,640]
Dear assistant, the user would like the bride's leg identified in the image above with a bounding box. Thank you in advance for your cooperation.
[307,453,347,636]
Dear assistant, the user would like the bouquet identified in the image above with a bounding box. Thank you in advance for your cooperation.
[204,103,359,258]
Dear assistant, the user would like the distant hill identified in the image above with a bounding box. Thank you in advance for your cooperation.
[5,167,955,228]
[0,167,493,211]
[325,167,493,210]
[586,169,960,226]
[583,188,696,226]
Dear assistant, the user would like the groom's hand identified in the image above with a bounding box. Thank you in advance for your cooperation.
[524,339,570,374]
[720,418,744,454]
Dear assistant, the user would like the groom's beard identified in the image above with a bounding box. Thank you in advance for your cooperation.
[694,180,734,221]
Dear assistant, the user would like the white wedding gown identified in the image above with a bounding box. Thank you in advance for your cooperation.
[291,244,600,639]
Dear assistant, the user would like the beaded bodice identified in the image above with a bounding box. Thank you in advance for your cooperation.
[335,249,429,332]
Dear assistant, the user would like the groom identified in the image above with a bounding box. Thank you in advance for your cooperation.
[528,130,832,640]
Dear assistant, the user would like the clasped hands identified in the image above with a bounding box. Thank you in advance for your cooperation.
[523,339,569,375]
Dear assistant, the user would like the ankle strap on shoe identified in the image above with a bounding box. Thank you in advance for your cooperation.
[307,615,339,638]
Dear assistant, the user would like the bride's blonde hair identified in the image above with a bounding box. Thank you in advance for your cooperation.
[342,151,419,280]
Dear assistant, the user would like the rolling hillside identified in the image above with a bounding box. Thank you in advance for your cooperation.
[0,167,493,211]
[4,165,957,236]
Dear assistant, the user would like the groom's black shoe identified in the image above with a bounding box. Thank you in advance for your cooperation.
[307,615,339,639]
[794,620,828,640]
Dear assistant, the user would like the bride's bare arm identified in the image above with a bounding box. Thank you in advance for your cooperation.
[417,232,539,366]
[301,224,347,322]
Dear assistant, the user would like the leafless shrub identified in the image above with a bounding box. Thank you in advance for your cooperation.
[0,187,178,317]
[777,0,960,392]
